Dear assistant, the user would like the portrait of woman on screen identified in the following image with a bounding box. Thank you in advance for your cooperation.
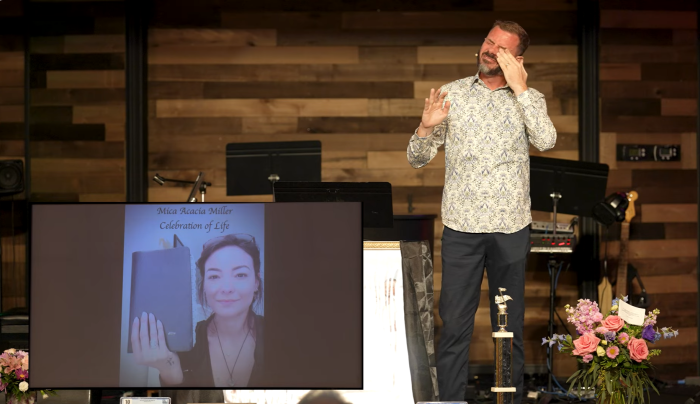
[131,233,264,387]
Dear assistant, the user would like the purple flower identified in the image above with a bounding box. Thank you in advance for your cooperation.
[642,325,656,343]
[604,331,616,342]
[661,328,680,339]
[15,369,28,379]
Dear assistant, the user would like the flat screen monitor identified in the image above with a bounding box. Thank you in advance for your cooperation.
[530,156,609,217]
[30,202,362,390]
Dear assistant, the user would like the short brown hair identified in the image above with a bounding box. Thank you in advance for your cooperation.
[493,20,530,55]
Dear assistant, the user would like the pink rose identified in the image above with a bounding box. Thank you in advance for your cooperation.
[572,333,601,356]
[602,315,625,332]
[582,354,593,363]
[628,337,649,362]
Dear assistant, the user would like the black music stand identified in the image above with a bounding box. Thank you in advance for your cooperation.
[272,182,393,229]
[530,156,609,392]
[226,141,321,196]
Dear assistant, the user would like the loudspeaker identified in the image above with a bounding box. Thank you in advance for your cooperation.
[0,160,24,196]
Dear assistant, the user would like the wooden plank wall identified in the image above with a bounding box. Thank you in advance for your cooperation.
[147,0,580,376]
[0,0,27,310]
[598,3,698,380]
[0,0,126,309]
[27,0,126,203]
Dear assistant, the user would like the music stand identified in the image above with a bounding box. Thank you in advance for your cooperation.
[226,141,321,196]
[153,172,211,202]
[187,172,206,202]
[272,182,393,228]
[529,155,609,392]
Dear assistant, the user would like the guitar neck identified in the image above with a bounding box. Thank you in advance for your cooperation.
[616,222,630,297]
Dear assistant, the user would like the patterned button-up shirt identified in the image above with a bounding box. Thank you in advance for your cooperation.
[407,74,557,234]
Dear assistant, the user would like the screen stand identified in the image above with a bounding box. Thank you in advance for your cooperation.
[89,389,102,404]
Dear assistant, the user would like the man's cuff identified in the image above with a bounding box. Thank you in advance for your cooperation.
[411,128,432,142]
[411,126,434,142]
[516,89,533,107]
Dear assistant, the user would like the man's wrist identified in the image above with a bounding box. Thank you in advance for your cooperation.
[417,122,433,138]
[512,85,528,97]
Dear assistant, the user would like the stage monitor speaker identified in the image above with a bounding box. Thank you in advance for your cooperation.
[0,160,24,197]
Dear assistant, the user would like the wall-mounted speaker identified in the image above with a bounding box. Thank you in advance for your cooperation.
[0,160,24,197]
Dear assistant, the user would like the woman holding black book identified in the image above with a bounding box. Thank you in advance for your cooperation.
[131,233,264,387]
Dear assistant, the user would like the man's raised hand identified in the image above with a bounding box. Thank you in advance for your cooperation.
[418,88,450,138]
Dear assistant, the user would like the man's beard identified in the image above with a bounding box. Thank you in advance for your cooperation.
[477,52,503,76]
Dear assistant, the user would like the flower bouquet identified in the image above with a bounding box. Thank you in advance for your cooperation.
[542,297,679,404]
[0,349,56,404]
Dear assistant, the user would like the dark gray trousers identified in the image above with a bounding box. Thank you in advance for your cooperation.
[437,225,530,404]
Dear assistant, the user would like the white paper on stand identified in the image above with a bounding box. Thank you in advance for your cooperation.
[618,300,645,326]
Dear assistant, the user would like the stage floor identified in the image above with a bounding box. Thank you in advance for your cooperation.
[466,380,700,404]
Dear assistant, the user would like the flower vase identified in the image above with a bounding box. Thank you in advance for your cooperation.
[6,393,36,404]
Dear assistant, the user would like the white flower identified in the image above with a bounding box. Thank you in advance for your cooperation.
[19,381,28,392]
[4,349,16,354]
[596,346,606,357]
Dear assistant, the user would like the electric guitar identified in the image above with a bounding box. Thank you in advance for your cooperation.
[615,191,638,299]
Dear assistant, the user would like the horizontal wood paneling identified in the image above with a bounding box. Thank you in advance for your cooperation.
[641,204,697,223]
[155,98,369,117]
[46,70,125,88]
[662,99,697,116]
[0,52,24,69]
[150,29,277,47]
[277,29,578,46]
[600,45,697,63]
[600,10,697,29]
[601,81,697,99]
[339,11,577,30]
[149,63,578,82]
[64,34,125,53]
[418,45,577,64]
[600,7,697,377]
[604,239,697,259]
[202,82,414,99]
[23,5,126,216]
[150,46,360,65]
